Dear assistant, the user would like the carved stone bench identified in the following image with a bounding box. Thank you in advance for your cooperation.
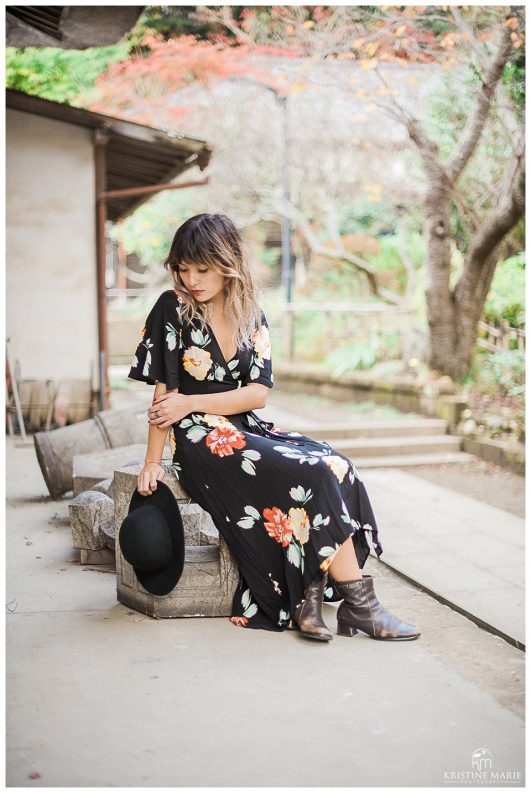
[114,464,240,619]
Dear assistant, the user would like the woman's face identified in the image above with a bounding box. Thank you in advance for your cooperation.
[177,261,226,304]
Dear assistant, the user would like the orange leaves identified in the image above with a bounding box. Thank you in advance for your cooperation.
[505,17,524,49]
[351,37,378,58]
[440,31,459,49]
[311,7,329,23]
[286,80,308,94]
[442,57,457,71]
[87,35,269,126]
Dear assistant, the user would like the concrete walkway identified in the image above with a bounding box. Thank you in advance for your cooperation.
[254,401,525,648]
[362,468,525,648]
[6,425,525,787]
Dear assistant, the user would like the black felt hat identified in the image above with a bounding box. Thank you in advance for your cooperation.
[119,481,185,596]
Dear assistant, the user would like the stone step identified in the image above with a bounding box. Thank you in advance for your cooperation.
[286,417,450,440]
[327,434,462,457]
[352,451,477,468]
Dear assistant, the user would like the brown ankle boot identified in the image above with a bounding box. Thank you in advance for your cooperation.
[335,574,421,640]
[294,570,333,642]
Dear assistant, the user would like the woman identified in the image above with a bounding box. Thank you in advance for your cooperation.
[128,213,420,642]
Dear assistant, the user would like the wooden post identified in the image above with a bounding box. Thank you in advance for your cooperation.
[95,129,110,411]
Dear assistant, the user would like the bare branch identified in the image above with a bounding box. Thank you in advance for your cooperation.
[450,7,491,72]
[446,22,513,183]
[271,200,404,305]
[454,135,525,303]
[372,66,452,180]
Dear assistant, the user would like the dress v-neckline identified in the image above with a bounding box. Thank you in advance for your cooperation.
[206,322,238,366]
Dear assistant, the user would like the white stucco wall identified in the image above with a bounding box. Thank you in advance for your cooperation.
[6,108,99,387]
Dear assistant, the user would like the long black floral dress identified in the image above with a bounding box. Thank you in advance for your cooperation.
[128,289,383,632]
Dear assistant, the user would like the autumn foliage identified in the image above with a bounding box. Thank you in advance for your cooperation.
[83,7,524,131]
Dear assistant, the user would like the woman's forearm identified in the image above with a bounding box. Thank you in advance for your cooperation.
[145,383,170,463]
[145,421,169,463]
[188,384,266,416]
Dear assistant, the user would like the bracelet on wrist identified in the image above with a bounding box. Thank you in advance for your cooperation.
[145,459,162,465]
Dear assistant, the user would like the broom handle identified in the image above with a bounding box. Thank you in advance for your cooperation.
[6,338,27,441]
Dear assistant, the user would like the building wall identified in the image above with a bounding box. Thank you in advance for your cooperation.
[6,108,98,388]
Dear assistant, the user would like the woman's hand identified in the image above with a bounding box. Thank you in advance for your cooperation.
[147,391,193,429]
[137,462,164,496]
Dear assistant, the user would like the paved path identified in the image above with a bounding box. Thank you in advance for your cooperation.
[253,401,525,648]
[6,431,524,787]
[362,468,525,647]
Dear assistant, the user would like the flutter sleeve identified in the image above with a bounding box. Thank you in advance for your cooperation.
[128,291,182,390]
[242,309,274,389]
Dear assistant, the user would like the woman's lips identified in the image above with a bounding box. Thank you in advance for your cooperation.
[191,290,204,294]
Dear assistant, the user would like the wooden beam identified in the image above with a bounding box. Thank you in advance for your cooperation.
[99,176,209,200]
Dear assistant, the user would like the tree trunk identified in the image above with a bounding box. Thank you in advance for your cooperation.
[419,20,523,382]
[423,174,457,375]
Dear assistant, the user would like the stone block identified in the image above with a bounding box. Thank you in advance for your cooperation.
[178,502,202,544]
[91,477,115,499]
[80,548,115,565]
[101,517,115,549]
[69,491,114,551]
[72,444,148,495]
[114,464,239,619]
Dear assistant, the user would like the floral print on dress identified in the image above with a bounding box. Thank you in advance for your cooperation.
[128,290,383,632]
[182,345,214,381]
[246,321,273,385]
[177,413,263,475]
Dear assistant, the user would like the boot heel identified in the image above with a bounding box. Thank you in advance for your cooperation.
[337,621,358,637]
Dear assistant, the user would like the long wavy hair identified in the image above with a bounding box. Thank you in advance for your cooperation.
[163,213,263,352]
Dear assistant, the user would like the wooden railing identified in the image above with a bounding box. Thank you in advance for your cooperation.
[477,320,525,352]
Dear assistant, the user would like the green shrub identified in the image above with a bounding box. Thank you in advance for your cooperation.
[483,252,525,328]
[325,332,401,376]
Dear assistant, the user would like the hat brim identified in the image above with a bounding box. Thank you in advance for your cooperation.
[124,481,186,597]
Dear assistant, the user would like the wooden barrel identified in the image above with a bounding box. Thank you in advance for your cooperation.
[95,403,153,448]
[34,402,150,499]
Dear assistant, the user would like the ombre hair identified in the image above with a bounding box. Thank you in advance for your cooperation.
[163,213,263,352]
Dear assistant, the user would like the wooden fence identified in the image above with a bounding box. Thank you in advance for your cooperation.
[477,319,525,352]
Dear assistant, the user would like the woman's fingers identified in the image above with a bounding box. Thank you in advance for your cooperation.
[137,477,148,496]
[137,473,154,496]
[136,466,165,496]
[149,417,170,429]
[148,415,167,427]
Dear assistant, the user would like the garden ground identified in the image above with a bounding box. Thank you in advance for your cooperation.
[6,387,525,786]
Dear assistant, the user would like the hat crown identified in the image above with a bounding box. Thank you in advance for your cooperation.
[119,504,173,572]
